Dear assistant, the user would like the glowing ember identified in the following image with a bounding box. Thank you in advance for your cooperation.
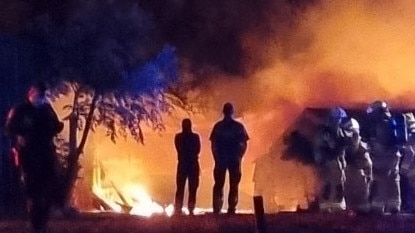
[127,185,165,217]
[92,158,253,216]
[92,158,165,217]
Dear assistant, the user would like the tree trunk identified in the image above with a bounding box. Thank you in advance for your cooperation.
[62,93,99,208]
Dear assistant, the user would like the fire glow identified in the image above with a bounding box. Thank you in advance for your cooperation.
[50,0,415,215]
[92,157,165,217]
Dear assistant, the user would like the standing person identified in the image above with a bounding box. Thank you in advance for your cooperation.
[398,112,415,213]
[365,100,401,214]
[313,107,352,212]
[210,103,249,214]
[5,82,63,233]
[174,118,201,215]
[343,118,373,214]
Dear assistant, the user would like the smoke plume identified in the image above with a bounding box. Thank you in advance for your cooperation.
[5,0,415,211]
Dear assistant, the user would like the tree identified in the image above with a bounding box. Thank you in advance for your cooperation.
[25,0,178,207]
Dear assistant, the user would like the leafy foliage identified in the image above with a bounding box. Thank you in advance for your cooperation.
[50,44,178,144]
[28,0,180,144]
[7,0,181,207]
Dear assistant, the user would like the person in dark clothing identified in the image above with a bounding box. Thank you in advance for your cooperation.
[5,82,63,233]
[365,101,401,214]
[210,103,249,214]
[174,118,201,215]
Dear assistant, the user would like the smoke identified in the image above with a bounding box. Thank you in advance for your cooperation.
[175,0,415,128]
[159,0,415,211]
[146,0,317,79]
[49,0,415,211]
[6,0,415,211]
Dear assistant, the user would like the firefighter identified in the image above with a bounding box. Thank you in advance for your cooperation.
[343,118,373,214]
[5,82,63,233]
[210,103,249,214]
[365,100,401,214]
[173,118,201,215]
[313,107,351,212]
[398,112,415,213]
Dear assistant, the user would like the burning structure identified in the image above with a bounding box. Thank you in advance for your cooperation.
[3,0,415,218]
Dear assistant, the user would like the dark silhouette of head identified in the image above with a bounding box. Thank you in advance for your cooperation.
[27,81,48,107]
[182,118,192,132]
[28,81,47,95]
[222,102,234,118]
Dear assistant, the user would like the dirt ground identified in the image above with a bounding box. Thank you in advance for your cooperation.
[1,212,415,233]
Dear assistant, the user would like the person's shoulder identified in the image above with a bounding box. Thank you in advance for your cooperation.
[359,141,369,151]
[16,100,30,109]
[10,101,30,114]
[6,107,17,121]
[212,120,224,129]
[232,119,246,128]
[191,132,201,138]
[214,119,224,125]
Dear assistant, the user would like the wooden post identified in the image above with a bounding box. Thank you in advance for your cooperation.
[254,196,266,233]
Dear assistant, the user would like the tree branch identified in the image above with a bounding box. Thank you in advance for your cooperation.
[76,93,99,159]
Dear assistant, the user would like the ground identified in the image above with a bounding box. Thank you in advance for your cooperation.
[1,212,415,233]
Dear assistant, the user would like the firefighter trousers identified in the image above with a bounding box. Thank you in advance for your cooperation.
[371,171,401,213]
[318,160,345,212]
[344,166,370,212]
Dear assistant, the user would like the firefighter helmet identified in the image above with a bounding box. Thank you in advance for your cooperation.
[366,100,389,114]
[329,107,348,121]
[343,118,360,134]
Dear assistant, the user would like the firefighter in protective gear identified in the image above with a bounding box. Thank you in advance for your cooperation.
[313,107,351,212]
[365,100,401,214]
[210,103,249,214]
[399,112,415,212]
[343,118,373,213]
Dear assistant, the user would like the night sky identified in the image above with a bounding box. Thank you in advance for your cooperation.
[0,0,316,83]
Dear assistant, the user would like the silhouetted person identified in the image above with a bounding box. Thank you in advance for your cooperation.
[5,82,63,233]
[210,103,249,214]
[174,118,201,215]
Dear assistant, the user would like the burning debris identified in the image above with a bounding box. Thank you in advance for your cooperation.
[91,157,165,217]
[4,0,415,223]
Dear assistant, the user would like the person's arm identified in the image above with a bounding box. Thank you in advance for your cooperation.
[239,141,248,157]
[361,152,373,183]
[174,134,181,155]
[313,131,325,165]
[238,124,249,157]
[210,125,218,160]
[195,134,201,156]
[5,106,26,148]
[400,143,414,175]
[5,108,16,137]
